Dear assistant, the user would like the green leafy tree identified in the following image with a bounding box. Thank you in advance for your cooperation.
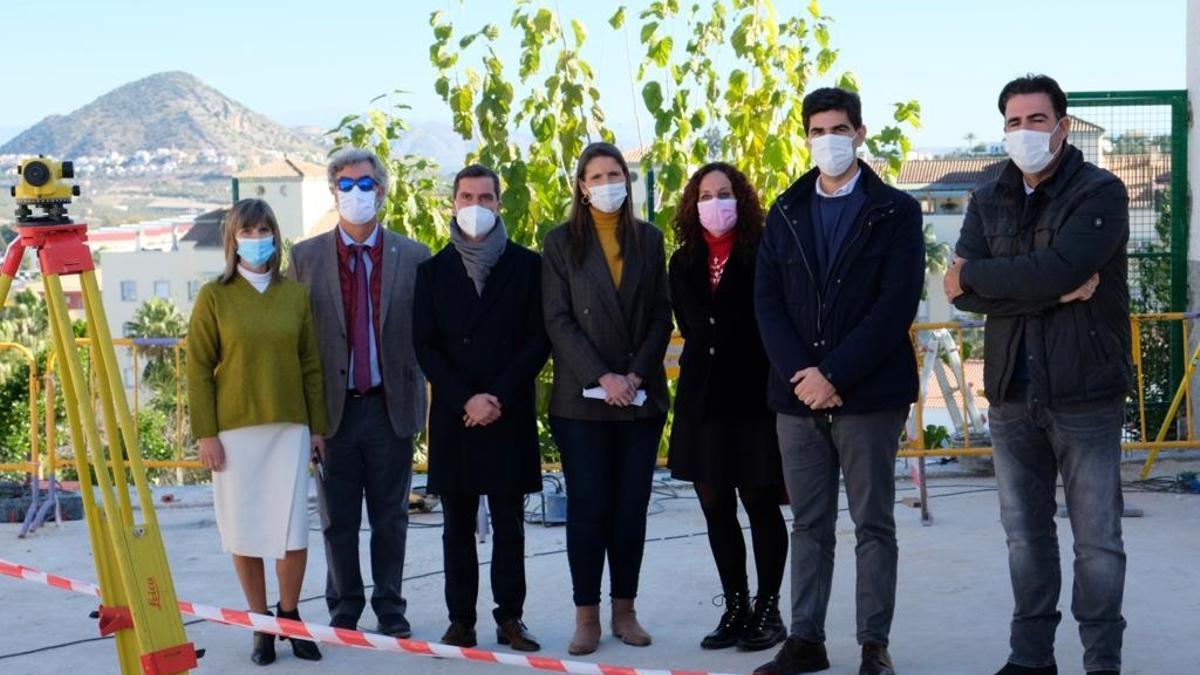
[1130,188,1174,438]
[0,289,49,378]
[622,0,921,229]
[429,4,614,247]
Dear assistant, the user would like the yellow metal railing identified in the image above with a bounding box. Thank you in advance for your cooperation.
[9,313,1198,482]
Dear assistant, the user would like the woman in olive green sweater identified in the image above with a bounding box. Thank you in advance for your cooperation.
[187,199,327,665]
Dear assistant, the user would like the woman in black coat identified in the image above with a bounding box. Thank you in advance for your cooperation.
[413,165,550,652]
[667,162,787,652]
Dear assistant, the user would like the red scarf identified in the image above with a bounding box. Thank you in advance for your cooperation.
[702,229,736,291]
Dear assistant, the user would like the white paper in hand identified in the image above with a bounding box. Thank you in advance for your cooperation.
[582,387,647,407]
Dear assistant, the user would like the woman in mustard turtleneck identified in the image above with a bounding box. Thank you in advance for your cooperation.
[541,142,672,656]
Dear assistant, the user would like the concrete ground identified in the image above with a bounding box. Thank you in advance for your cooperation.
[1,458,1197,675]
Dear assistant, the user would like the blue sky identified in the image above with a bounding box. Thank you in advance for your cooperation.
[0,0,1184,150]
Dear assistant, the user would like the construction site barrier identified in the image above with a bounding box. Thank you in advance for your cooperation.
[0,557,734,675]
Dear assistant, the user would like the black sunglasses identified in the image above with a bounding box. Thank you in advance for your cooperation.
[336,176,378,192]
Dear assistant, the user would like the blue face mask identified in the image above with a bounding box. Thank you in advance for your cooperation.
[236,236,276,268]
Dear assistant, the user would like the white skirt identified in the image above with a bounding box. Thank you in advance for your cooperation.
[213,423,310,559]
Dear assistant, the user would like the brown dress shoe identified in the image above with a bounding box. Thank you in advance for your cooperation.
[496,619,541,652]
[440,622,477,648]
[568,605,601,655]
[860,642,896,675]
[753,635,830,674]
[611,598,651,646]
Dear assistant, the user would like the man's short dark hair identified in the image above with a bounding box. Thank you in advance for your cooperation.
[802,87,863,132]
[998,74,1067,119]
[453,164,501,198]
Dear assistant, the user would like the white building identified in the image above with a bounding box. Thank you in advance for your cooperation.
[234,158,334,243]
[100,209,227,389]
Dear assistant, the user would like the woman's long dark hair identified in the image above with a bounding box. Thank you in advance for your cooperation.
[672,162,765,264]
[566,142,638,267]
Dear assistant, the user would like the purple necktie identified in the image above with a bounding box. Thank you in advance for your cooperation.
[351,244,372,393]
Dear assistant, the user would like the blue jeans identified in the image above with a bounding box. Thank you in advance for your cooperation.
[550,415,666,606]
[989,396,1126,672]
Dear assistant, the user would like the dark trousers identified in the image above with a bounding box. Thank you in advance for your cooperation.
[775,408,907,646]
[440,492,528,627]
[317,393,413,623]
[695,482,788,597]
[550,414,666,606]
[989,395,1126,672]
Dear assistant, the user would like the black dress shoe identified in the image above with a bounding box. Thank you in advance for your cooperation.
[753,635,830,674]
[377,615,412,638]
[496,619,540,652]
[276,603,321,661]
[251,610,276,666]
[329,614,358,630]
[994,663,1057,675]
[738,594,787,652]
[701,590,751,650]
[859,642,895,675]
[440,622,477,647]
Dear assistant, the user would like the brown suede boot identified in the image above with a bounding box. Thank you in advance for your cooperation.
[568,605,601,655]
[611,598,652,646]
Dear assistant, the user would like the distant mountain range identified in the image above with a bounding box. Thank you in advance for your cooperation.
[0,71,533,176]
[0,71,324,161]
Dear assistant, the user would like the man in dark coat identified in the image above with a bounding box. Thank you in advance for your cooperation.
[945,74,1130,675]
[753,88,925,675]
[413,164,550,652]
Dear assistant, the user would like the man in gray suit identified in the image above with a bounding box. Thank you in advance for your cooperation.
[288,148,430,637]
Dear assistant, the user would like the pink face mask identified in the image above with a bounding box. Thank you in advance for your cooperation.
[698,197,738,235]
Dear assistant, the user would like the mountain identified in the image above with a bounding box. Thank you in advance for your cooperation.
[0,71,323,160]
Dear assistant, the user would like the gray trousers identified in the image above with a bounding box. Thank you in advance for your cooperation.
[989,396,1126,672]
[317,393,413,622]
[776,408,907,646]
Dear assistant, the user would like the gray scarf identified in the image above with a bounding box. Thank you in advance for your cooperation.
[450,216,508,294]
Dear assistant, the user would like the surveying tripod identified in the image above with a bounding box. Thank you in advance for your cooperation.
[2,161,197,673]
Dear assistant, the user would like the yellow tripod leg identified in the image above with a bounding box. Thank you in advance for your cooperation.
[1139,339,1200,480]
[46,274,194,674]
[43,275,143,673]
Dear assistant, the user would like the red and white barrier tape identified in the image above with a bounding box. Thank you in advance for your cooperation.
[0,558,735,675]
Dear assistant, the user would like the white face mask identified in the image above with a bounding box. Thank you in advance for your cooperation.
[455,205,497,238]
[338,189,379,225]
[809,133,857,177]
[586,182,627,213]
[1005,120,1063,174]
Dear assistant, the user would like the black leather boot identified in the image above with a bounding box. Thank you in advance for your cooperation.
[251,610,276,666]
[701,590,751,649]
[738,594,787,652]
[276,603,322,661]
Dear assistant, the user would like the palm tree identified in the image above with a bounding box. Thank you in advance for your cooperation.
[0,289,49,379]
[963,132,978,155]
[123,298,187,412]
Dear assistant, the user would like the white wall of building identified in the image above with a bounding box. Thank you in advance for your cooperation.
[99,243,224,390]
[240,176,333,243]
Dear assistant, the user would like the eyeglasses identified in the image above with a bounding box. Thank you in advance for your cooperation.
[336,176,378,192]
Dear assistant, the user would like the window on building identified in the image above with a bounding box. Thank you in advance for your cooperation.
[154,281,171,299]
[188,280,203,300]
[120,280,137,302]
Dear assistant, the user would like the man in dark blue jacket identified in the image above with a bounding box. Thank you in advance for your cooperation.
[945,75,1129,675]
[752,88,924,675]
